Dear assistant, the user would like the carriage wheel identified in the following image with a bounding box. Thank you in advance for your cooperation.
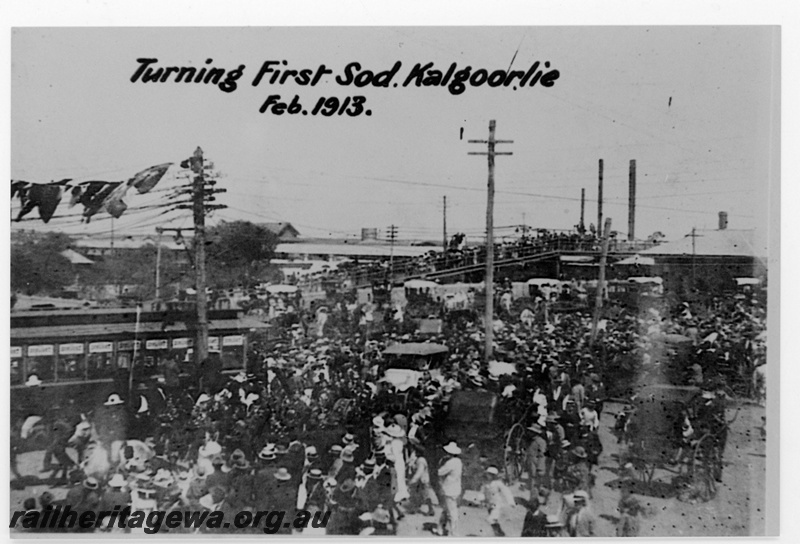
[691,434,719,501]
[504,423,526,483]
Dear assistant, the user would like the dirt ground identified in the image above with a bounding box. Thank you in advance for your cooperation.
[10,402,766,536]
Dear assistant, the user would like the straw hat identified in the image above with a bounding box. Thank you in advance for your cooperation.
[572,446,588,459]
[83,477,99,490]
[545,514,563,528]
[25,375,43,387]
[153,469,175,487]
[528,423,544,434]
[384,424,405,439]
[342,433,355,444]
[443,442,461,455]
[307,468,323,480]
[104,393,124,406]
[199,441,222,457]
[485,466,500,476]
[274,468,292,481]
[258,446,277,461]
[305,446,319,458]
[372,507,391,524]
[341,448,355,463]
[108,474,127,488]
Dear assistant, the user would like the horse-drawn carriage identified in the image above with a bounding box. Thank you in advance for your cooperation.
[615,384,735,502]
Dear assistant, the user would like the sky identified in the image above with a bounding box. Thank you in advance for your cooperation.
[10,26,778,248]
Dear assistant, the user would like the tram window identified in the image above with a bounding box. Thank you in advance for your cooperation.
[117,352,131,370]
[26,357,55,382]
[58,357,86,381]
[221,347,243,370]
[87,353,115,379]
[11,360,22,385]
[140,355,160,377]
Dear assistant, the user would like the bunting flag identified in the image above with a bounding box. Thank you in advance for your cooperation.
[11,179,71,223]
[70,181,122,222]
[12,162,173,224]
[129,162,172,194]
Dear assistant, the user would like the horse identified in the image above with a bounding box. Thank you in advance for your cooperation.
[68,415,155,482]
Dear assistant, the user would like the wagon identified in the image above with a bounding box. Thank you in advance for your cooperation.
[616,384,736,502]
[426,389,513,490]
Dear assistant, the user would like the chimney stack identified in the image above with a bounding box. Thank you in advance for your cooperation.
[628,159,636,241]
[718,211,728,230]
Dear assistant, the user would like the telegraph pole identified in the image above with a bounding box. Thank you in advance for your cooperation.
[442,196,448,258]
[469,120,513,363]
[580,188,586,231]
[387,225,398,280]
[597,159,604,233]
[190,147,209,368]
[591,217,612,344]
[155,228,163,300]
[628,159,636,241]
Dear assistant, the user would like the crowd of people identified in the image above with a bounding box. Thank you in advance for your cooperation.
[15,282,765,536]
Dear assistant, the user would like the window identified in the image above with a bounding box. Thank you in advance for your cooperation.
[11,359,22,386]
[87,353,115,379]
[58,356,86,381]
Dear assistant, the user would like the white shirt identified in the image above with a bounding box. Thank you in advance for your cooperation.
[438,456,463,498]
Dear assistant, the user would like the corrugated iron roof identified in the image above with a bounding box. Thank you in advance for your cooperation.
[12,317,268,340]
[639,229,763,258]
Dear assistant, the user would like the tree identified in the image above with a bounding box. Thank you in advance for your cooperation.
[11,232,75,295]
[204,221,279,289]
[77,243,190,300]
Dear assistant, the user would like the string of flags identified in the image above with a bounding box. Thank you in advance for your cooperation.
[11,163,173,224]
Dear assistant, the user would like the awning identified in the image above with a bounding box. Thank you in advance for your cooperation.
[404,279,440,289]
[265,285,298,294]
[383,342,448,356]
[615,255,656,266]
[11,316,269,341]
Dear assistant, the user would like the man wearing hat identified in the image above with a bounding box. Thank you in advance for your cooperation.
[271,468,296,535]
[100,474,131,513]
[545,514,566,537]
[329,478,359,535]
[526,423,548,495]
[566,447,592,494]
[96,393,128,447]
[226,449,255,511]
[481,466,516,536]
[616,493,642,537]
[326,444,344,478]
[298,468,326,511]
[186,464,209,508]
[567,489,596,537]
[585,372,606,416]
[436,442,463,536]
[337,445,358,483]
[520,491,549,537]
[65,477,103,532]
[407,440,437,516]
[205,454,230,491]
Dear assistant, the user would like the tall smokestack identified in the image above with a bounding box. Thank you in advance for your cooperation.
[718,211,728,230]
[597,159,603,232]
[628,159,636,241]
[580,188,586,230]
